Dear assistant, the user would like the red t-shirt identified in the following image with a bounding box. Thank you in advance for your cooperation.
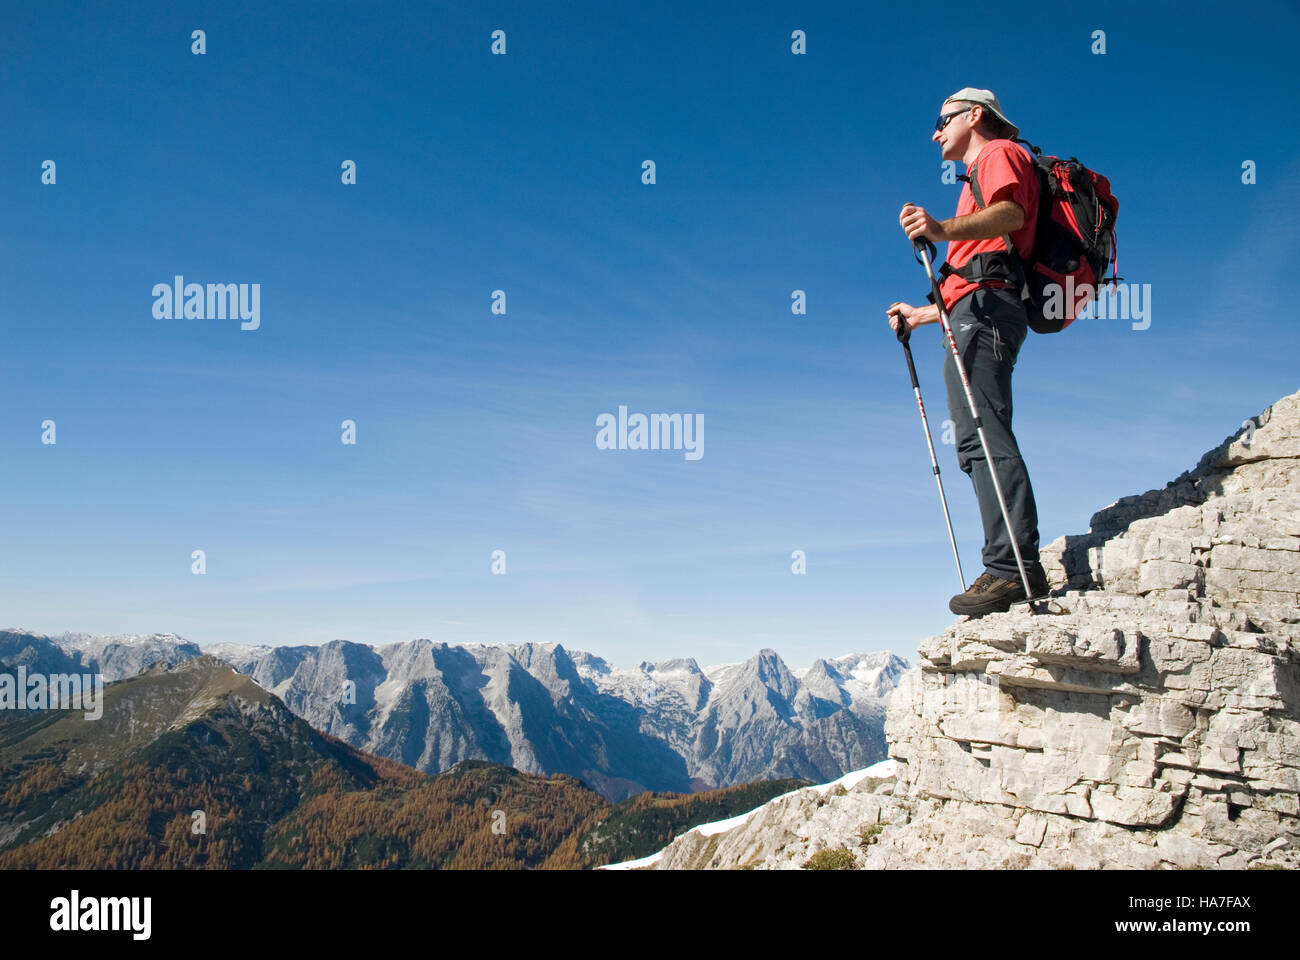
[938,139,1038,311]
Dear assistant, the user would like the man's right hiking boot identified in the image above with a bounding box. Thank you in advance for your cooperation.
[949,562,1050,617]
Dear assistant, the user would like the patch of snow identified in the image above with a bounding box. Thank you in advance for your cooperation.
[813,758,896,795]
[693,809,759,837]
[599,850,663,870]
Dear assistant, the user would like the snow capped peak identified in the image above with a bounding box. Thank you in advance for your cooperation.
[701,660,743,683]
[569,650,613,675]
[639,657,703,679]
[55,631,188,651]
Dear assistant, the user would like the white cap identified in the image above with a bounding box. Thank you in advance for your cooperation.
[943,88,1019,140]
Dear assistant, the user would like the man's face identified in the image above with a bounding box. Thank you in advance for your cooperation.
[933,101,978,161]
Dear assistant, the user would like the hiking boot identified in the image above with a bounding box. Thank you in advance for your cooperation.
[949,563,1050,617]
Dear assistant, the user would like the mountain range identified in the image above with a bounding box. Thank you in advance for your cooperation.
[0,629,906,801]
[0,655,814,868]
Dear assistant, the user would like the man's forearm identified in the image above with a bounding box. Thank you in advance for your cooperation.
[940,200,1025,241]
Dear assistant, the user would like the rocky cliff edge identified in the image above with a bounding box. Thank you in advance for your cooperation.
[651,389,1300,869]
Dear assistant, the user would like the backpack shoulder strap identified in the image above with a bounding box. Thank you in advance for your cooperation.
[954,161,1029,301]
[963,162,1016,256]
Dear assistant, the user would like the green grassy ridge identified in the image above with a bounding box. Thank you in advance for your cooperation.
[0,689,388,866]
[0,709,68,749]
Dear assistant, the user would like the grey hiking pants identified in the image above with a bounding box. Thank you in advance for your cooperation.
[941,287,1040,581]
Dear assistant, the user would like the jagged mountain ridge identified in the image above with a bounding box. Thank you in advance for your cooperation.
[224,641,907,801]
[0,630,201,682]
[0,628,907,802]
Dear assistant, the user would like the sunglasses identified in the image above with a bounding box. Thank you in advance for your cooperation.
[934,107,973,133]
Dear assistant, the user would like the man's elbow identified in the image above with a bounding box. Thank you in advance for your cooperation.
[996,200,1025,231]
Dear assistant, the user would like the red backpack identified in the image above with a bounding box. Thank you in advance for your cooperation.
[955,138,1120,333]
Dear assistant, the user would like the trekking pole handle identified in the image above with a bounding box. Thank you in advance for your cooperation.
[894,308,911,344]
[901,203,939,266]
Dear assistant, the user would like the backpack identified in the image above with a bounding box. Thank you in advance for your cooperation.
[946,138,1120,333]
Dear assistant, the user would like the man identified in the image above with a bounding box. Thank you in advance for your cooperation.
[887,88,1049,617]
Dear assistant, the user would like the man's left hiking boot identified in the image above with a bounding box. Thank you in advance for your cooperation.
[949,563,1049,617]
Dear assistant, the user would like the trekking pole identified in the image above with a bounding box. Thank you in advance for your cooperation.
[894,314,966,592]
[911,236,1033,600]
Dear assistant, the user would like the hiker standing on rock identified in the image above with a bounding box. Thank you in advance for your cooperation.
[887,88,1049,616]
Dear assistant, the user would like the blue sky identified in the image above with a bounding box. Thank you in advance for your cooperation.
[2,0,1297,669]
